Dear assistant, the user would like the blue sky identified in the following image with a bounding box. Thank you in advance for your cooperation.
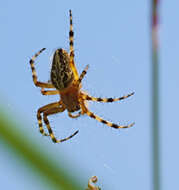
[0,0,178,189]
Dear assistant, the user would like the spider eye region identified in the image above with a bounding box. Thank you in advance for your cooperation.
[51,48,74,90]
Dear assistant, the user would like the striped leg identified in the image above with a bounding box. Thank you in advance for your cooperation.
[43,107,79,143]
[29,48,54,88]
[77,65,89,85]
[79,101,134,129]
[82,92,134,103]
[69,10,79,80]
[41,88,59,96]
[86,109,135,129]
[37,102,61,136]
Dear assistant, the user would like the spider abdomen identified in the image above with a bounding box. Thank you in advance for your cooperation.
[51,49,74,90]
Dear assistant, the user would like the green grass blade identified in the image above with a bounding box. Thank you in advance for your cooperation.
[0,107,83,190]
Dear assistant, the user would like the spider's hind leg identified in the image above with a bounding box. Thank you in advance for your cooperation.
[43,106,79,143]
[80,101,134,129]
[86,109,134,129]
[37,102,60,137]
[82,92,134,103]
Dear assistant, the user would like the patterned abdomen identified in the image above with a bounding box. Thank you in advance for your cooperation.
[51,49,74,90]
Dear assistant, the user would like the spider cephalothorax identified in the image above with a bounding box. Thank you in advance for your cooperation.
[29,10,134,143]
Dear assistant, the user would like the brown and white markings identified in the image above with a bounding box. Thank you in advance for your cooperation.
[29,10,134,143]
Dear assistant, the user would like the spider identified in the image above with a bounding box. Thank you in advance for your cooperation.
[29,10,134,143]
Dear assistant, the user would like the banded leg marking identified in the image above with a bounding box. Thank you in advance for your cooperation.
[77,65,89,85]
[37,112,49,136]
[43,107,79,143]
[69,10,74,54]
[29,48,54,88]
[82,92,134,102]
[69,10,79,80]
[86,110,134,129]
[37,102,61,136]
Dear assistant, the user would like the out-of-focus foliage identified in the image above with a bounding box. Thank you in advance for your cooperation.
[0,106,83,190]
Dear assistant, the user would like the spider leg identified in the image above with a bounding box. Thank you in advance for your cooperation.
[80,101,134,129]
[41,88,59,96]
[82,92,134,103]
[69,10,79,80]
[43,107,79,143]
[87,109,134,129]
[37,102,61,136]
[29,48,54,88]
[68,111,81,118]
[77,65,89,85]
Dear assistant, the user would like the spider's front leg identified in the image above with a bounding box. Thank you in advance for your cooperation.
[69,10,79,80]
[29,48,54,88]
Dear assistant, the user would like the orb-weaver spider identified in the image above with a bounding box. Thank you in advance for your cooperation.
[29,10,134,143]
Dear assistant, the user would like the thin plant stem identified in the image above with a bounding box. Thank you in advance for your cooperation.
[151,0,160,190]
